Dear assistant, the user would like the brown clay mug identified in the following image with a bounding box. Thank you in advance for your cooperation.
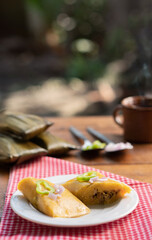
[113,96,152,143]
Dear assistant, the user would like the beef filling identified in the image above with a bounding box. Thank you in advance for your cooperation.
[93,190,117,203]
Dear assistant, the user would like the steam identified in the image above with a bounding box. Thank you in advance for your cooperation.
[134,63,152,97]
[131,8,152,97]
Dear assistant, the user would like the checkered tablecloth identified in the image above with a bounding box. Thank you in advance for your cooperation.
[0,156,152,240]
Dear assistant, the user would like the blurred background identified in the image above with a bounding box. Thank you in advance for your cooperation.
[0,0,152,117]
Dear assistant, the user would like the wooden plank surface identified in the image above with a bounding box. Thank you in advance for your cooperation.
[0,116,152,220]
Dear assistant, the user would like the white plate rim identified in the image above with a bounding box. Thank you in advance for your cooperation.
[10,174,139,227]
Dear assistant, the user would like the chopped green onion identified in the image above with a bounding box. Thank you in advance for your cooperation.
[82,140,106,151]
[92,140,106,149]
[77,171,97,182]
[83,145,92,150]
[36,180,55,195]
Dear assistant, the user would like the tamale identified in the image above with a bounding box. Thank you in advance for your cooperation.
[18,177,90,218]
[0,111,53,140]
[0,134,47,164]
[63,171,131,205]
[33,131,78,156]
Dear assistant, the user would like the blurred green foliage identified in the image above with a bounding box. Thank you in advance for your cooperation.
[26,0,64,22]
[66,55,105,81]
[24,0,138,81]
[104,28,136,61]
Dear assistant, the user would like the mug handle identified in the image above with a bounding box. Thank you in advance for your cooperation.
[113,104,124,127]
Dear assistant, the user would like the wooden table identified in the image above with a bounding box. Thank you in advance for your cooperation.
[0,116,152,219]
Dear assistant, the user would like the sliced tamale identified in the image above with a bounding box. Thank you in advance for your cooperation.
[33,131,78,156]
[63,171,131,205]
[18,177,90,218]
[0,111,53,140]
[0,134,47,164]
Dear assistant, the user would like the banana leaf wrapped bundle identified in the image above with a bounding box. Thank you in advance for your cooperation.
[0,111,53,140]
[0,134,47,164]
[33,131,78,156]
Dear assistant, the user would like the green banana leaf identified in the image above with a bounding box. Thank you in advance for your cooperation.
[0,111,53,140]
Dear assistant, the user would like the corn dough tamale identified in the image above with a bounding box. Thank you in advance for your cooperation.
[0,111,53,140]
[0,134,47,164]
[33,131,78,156]
[63,171,131,205]
[18,177,90,218]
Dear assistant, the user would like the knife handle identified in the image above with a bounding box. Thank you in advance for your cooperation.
[69,126,88,142]
[87,127,112,144]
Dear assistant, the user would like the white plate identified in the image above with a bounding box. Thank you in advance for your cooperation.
[11,174,139,227]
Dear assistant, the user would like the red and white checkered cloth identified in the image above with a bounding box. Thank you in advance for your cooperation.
[0,156,152,240]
